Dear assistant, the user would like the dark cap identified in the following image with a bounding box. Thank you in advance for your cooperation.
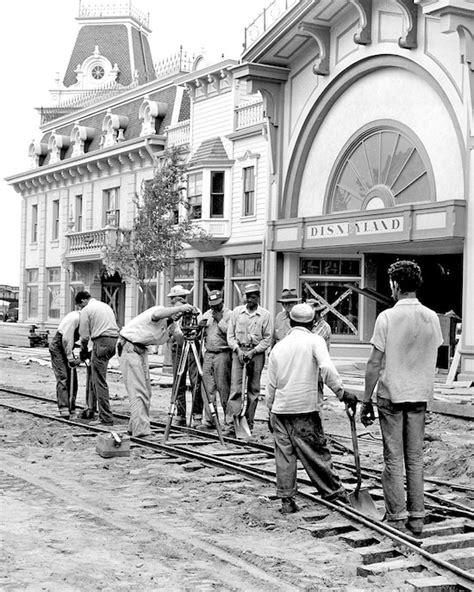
[208,290,223,306]
[277,288,300,303]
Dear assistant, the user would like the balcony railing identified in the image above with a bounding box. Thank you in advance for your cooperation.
[78,0,150,29]
[166,120,190,147]
[66,228,131,257]
[244,0,299,50]
[235,100,264,130]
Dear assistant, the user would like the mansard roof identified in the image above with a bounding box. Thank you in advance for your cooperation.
[63,24,156,87]
[38,86,178,166]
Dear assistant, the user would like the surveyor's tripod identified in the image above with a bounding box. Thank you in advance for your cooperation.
[163,335,226,445]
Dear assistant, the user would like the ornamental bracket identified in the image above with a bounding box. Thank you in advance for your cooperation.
[349,0,372,45]
[394,0,418,49]
[299,22,330,75]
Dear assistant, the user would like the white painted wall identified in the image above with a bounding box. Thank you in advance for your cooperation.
[297,68,464,218]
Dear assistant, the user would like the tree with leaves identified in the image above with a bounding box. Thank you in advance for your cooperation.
[102,146,205,310]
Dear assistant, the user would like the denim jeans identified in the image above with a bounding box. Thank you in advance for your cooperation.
[271,412,345,500]
[201,350,231,423]
[49,332,77,414]
[377,396,426,521]
[91,336,117,424]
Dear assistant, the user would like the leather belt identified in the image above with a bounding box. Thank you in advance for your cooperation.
[119,335,146,349]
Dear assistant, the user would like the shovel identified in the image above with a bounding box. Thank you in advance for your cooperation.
[345,404,382,521]
[234,362,252,440]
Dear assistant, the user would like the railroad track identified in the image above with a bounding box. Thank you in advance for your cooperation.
[1,386,473,591]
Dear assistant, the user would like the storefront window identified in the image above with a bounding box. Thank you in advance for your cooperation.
[231,256,262,306]
[47,267,61,319]
[300,258,361,337]
[329,129,432,213]
[173,259,194,294]
[26,269,39,318]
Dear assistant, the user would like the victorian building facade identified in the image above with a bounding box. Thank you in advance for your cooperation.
[6,0,474,379]
[235,0,473,379]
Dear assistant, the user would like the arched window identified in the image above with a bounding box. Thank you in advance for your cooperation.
[327,125,434,213]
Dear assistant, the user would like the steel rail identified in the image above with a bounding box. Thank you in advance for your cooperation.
[1,393,473,588]
[1,386,472,513]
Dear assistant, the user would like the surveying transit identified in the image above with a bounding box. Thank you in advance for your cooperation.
[163,308,226,445]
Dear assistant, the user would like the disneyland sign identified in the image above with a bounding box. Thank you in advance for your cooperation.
[307,216,404,239]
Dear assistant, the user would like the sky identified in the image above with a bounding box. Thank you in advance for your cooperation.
[0,0,270,286]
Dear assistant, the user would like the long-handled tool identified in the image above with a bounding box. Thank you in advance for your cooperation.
[345,404,382,521]
[234,362,252,440]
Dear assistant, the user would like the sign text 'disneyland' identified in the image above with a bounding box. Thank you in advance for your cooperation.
[307,216,404,239]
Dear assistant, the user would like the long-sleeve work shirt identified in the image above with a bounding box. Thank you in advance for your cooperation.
[199,308,231,352]
[266,327,344,414]
[227,305,273,354]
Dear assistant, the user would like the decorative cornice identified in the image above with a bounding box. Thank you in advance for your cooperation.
[349,0,373,45]
[6,136,166,194]
[232,63,289,176]
[298,23,330,75]
[438,10,474,117]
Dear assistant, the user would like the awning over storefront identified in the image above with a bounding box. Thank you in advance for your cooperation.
[269,200,465,254]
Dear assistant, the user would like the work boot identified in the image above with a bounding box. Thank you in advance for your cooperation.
[173,415,186,427]
[191,415,202,429]
[386,519,411,534]
[407,518,424,535]
[280,497,300,514]
[222,424,235,437]
[332,491,350,506]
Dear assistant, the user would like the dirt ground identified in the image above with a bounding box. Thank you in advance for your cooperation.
[0,350,473,591]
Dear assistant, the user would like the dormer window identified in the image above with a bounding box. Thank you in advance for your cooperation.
[70,123,95,157]
[48,132,70,164]
[139,97,167,136]
[101,111,128,148]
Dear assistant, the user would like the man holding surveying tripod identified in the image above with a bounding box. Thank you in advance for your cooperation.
[117,301,194,437]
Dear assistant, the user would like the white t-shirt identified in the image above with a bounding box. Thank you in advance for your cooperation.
[371,298,443,403]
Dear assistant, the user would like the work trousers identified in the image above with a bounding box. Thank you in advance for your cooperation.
[201,350,232,424]
[171,342,202,420]
[91,335,117,424]
[117,340,152,437]
[377,396,426,521]
[228,351,265,428]
[49,332,77,415]
[271,411,346,500]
